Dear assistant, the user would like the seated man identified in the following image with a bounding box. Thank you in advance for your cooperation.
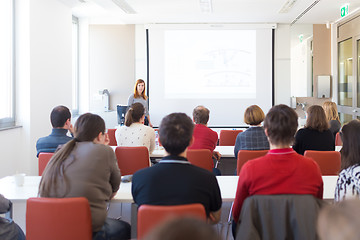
[232,104,323,236]
[132,113,222,224]
[188,105,221,161]
[36,106,73,157]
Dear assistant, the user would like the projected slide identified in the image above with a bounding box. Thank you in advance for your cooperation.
[164,30,256,99]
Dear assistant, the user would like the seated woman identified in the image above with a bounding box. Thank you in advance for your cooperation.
[115,103,155,155]
[39,113,131,240]
[293,105,335,155]
[234,105,269,159]
[322,101,341,138]
[232,104,323,237]
[335,120,360,202]
[0,194,25,240]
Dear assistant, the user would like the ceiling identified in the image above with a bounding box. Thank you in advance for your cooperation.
[60,0,360,25]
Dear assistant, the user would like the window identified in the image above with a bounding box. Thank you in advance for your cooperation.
[0,0,15,128]
[72,16,79,115]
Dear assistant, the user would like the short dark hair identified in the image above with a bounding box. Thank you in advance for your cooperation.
[305,105,329,132]
[144,217,219,240]
[50,106,71,128]
[193,106,210,124]
[264,104,298,146]
[340,120,360,170]
[159,113,194,155]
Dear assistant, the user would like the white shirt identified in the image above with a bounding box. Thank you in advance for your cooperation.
[115,123,155,154]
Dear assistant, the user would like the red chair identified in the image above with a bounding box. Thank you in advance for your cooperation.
[335,132,342,146]
[187,149,213,172]
[219,130,243,146]
[237,150,268,175]
[115,146,150,176]
[304,150,341,175]
[107,129,117,146]
[137,204,206,239]
[26,197,92,240]
[38,152,54,176]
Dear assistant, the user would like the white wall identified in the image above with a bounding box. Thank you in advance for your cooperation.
[0,0,72,177]
[274,24,291,105]
[88,25,135,112]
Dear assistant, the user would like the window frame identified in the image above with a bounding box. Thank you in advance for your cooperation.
[72,15,80,116]
[0,0,16,129]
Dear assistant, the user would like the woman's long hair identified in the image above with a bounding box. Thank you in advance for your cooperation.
[133,79,148,100]
[323,101,340,122]
[305,105,329,132]
[38,113,106,197]
[340,120,360,170]
[125,103,145,127]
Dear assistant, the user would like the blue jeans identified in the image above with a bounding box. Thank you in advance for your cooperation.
[93,218,131,240]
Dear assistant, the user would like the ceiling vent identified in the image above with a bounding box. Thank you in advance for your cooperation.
[112,0,137,14]
[279,0,298,13]
[290,0,321,26]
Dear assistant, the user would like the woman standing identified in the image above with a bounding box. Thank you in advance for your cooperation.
[115,103,155,155]
[293,105,335,155]
[39,113,130,240]
[128,79,152,127]
[335,120,360,201]
[322,101,341,138]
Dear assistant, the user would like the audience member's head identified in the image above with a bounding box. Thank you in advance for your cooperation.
[339,120,360,170]
[244,105,265,126]
[125,103,145,127]
[159,113,194,155]
[318,199,360,240]
[50,105,71,128]
[74,113,106,142]
[40,113,106,197]
[144,217,220,240]
[263,104,298,146]
[322,101,340,122]
[305,105,329,132]
[192,106,210,125]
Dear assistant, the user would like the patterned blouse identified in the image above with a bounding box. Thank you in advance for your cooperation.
[335,164,360,202]
[115,123,155,154]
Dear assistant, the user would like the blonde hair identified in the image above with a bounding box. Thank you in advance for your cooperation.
[322,101,340,122]
[244,105,265,126]
[133,79,148,100]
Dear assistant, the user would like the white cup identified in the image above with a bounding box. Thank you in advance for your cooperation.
[14,173,25,187]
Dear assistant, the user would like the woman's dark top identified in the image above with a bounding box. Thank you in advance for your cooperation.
[293,128,335,155]
[329,120,341,138]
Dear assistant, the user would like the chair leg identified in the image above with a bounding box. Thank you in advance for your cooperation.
[225,202,234,240]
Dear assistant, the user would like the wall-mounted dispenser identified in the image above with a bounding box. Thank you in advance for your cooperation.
[317,76,330,98]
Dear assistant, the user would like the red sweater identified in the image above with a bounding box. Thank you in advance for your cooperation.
[188,124,218,152]
[232,148,323,223]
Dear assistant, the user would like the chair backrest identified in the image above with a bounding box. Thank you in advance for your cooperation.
[26,197,92,240]
[219,130,243,146]
[236,194,325,240]
[237,150,268,175]
[137,204,206,239]
[187,149,213,171]
[304,150,341,175]
[115,146,150,176]
[38,152,54,176]
[335,132,342,146]
[107,128,117,146]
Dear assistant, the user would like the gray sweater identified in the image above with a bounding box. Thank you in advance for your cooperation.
[128,94,149,117]
[40,142,121,232]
